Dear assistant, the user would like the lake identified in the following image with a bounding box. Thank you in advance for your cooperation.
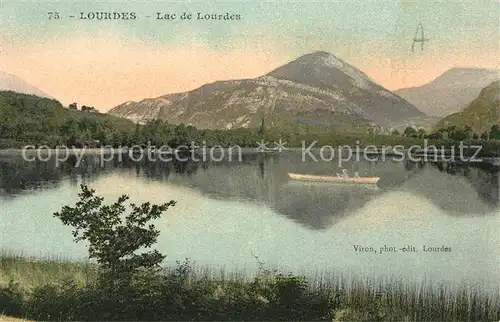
[1,151,499,292]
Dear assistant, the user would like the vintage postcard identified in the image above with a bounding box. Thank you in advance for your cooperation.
[0,0,499,321]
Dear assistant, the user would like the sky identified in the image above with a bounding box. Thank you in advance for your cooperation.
[1,0,499,111]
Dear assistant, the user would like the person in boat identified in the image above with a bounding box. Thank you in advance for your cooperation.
[335,169,360,180]
[336,169,349,179]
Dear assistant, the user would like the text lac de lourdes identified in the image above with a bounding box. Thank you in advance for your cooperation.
[156,12,242,20]
[76,12,241,20]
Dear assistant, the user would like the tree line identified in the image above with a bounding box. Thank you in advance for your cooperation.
[396,124,500,141]
[1,90,499,153]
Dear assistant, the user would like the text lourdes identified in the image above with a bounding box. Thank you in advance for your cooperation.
[79,12,137,20]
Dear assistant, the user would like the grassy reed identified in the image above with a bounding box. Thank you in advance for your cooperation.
[0,252,97,291]
[0,253,498,321]
[0,315,34,322]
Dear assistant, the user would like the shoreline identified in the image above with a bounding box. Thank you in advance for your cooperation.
[0,147,498,159]
[2,252,499,292]
[1,252,499,321]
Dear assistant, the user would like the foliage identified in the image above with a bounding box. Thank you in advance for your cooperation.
[1,253,499,321]
[416,128,426,139]
[435,80,500,135]
[258,115,265,137]
[0,281,24,317]
[403,126,418,138]
[53,184,176,287]
[490,124,500,140]
[1,90,499,154]
[0,91,134,148]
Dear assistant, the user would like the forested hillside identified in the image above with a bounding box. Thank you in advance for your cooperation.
[0,91,134,148]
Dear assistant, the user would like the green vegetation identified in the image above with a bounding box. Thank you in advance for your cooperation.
[0,90,381,149]
[386,81,500,153]
[402,123,500,141]
[1,90,499,155]
[1,186,499,321]
[2,254,498,321]
[54,184,176,287]
[436,80,500,135]
[0,91,135,149]
[396,124,500,155]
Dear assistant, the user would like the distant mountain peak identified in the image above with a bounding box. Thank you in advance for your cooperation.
[395,67,500,117]
[443,67,497,75]
[432,67,499,84]
[309,50,332,56]
[0,71,53,99]
[291,51,351,70]
[110,51,423,130]
[267,51,376,90]
[446,67,498,73]
[294,50,343,62]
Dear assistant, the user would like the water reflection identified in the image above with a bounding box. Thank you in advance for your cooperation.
[1,152,499,290]
[0,152,498,231]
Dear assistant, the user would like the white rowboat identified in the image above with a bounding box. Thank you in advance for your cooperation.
[288,173,380,184]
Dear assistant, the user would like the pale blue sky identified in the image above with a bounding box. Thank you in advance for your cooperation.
[2,1,498,46]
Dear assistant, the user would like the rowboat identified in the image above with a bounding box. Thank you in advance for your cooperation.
[288,173,380,184]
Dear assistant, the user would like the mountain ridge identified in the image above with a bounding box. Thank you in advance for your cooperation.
[395,68,499,117]
[109,51,426,131]
[0,71,53,99]
[436,80,500,134]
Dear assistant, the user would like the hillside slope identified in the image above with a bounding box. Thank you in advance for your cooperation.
[436,81,500,134]
[0,90,134,147]
[110,51,425,131]
[0,71,53,99]
[395,68,499,117]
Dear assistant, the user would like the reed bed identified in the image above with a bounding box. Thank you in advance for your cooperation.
[0,253,498,321]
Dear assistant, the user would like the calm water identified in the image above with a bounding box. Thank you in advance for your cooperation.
[1,152,499,291]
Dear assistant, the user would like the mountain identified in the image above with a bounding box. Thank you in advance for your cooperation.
[395,68,499,117]
[109,51,425,131]
[0,71,53,99]
[436,81,500,134]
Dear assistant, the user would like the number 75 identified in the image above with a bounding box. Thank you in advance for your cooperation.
[48,12,60,19]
